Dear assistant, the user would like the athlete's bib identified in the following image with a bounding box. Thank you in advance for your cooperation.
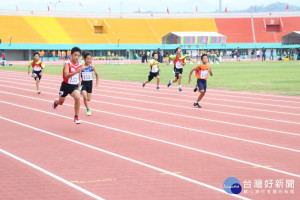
[68,74,79,84]
[201,70,209,79]
[175,61,183,69]
[33,66,42,71]
[82,72,93,81]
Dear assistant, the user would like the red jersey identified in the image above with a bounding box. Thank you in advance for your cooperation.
[63,61,82,85]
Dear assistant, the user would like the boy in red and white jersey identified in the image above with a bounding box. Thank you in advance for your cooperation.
[51,47,84,124]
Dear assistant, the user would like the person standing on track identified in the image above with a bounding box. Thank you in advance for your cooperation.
[167,47,187,92]
[188,54,213,108]
[80,51,99,116]
[51,47,85,124]
[27,52,45,94]
[142,52,161,91]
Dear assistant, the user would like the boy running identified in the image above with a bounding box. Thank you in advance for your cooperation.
[167,47,187,92]
[51,47,84,124]
[188,54,213,108]
[142,52,161,91]
[80,51,99,116]
[28,52,45,94]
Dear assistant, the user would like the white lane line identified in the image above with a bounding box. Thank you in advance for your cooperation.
[3,73,300,108]
[0,147,104,200]
[3,70,300,101]
[0,116,250,200]
[1,77,299,117]
[1,77,300,126]
[0,83,299,137]
[97,81,300,104]
[0,100,299,179]
[1,89,299,154]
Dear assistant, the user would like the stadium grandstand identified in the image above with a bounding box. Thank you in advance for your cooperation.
[0,10,300,61]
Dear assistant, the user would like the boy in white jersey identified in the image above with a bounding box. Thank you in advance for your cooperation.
[51,47,85,124]
[142,52,160,91]
[80,51,99,116]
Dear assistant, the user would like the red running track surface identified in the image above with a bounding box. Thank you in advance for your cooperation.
[0,71,299,200]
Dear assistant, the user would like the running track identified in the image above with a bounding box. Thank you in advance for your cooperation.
[0,70,299,200]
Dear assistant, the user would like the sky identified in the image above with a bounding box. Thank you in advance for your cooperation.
[1,0,300,13]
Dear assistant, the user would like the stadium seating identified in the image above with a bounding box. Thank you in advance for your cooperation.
[215,18,253,43]
[0,15,299,44]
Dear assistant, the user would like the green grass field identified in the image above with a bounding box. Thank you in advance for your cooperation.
[1,61,300,96]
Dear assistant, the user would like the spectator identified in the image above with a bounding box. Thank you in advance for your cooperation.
[270,49,274,60]
[40,50,45,61]
[52,50,56,61]
[62,50,66,60]
[251,49,255,60]
[297,47,300,60]
[157,48,163,63]
[1,51,6,60]
[262,47,266,61]
[146,50,150,62]
[58,50,62,60]
[256,49,261,61]
[141,50,147,63]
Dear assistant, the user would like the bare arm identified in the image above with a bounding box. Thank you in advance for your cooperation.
[188,67,197,83]
[28,65,31,74]
[209,66,213,76]
[39,67,44,75]
[92,65,99,87]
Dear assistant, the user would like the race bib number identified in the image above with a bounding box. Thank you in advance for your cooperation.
[201,70,209,79]
[175,61,183,69]
[33,66,41,71]
[82,72,93,81]
[151,66,158,73]
[68,74,79,84]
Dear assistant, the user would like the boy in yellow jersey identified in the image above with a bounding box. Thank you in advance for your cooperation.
[167,47,187,92]
[188,54,213,108]
[28,52,45,94]
[142,52,161,91]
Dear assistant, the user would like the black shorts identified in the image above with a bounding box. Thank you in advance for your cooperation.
[81,80,93,93]
[197,79,207,92]
[59,81,79,97]
[148,72,159,81]
[32,70,42,80]
[174,67,183,79]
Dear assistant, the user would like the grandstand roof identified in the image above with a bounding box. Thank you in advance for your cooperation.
[282,31,300,45]
[167,32,225,37]
[162,32,226,45]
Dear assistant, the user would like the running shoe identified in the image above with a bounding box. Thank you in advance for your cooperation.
[74,117,82,124]
[51,99,58,111]
[87,110,92,116]
[193,102,202,108]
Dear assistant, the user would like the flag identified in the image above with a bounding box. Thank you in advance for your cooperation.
[225,7,227,13]
[16,5,18,12]
[48,5,50,12]
[254,5,256,12]
[79,2,83,8]
[138,8,141,13]
[109,7,111,13]
[286,5,289,11]
[196,6,198,13]
[167,8,169,14]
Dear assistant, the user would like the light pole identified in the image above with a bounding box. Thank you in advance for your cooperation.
[120,0,123,18]
[117,37,120,47]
